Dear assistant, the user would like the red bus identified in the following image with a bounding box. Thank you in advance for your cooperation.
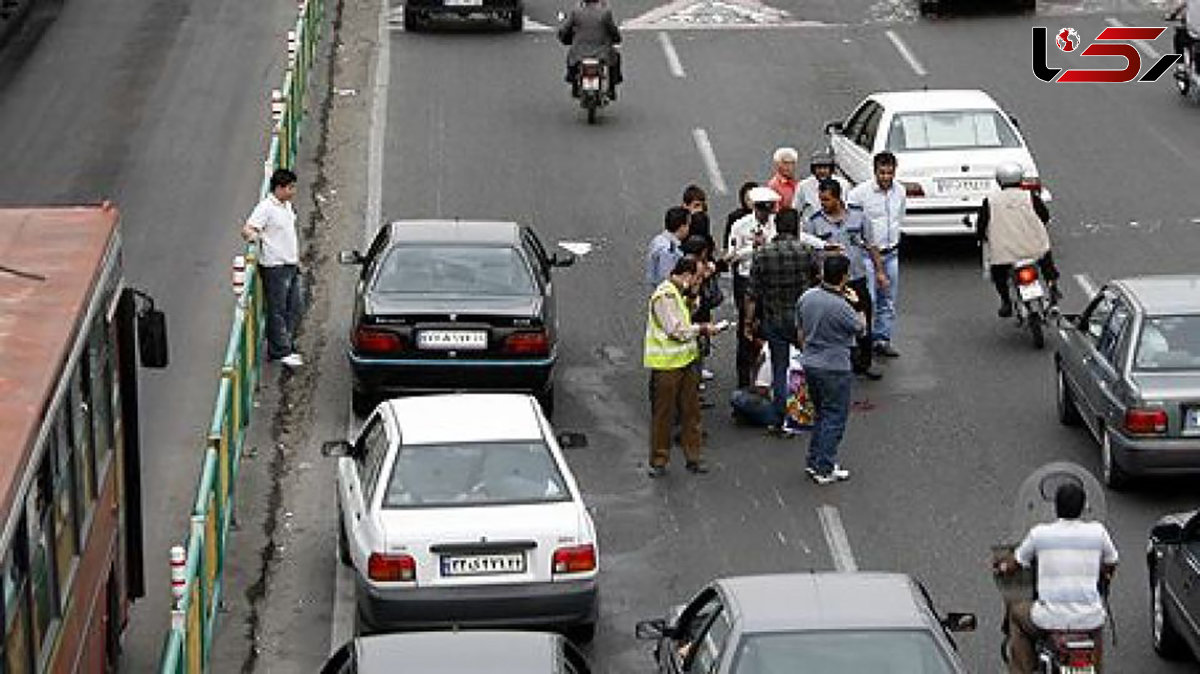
[0,205,166,673]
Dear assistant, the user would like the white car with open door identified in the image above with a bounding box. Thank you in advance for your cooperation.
[825,89,1049,236]
[325,393,598,641]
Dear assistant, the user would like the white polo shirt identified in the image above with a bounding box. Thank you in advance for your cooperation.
[1015,519,1119,631]
[247,194,298,267]
[847,179,905,251]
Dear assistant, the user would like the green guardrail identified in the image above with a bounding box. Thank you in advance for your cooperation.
[158,0,324,671]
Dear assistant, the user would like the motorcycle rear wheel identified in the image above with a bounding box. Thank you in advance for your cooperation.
[586,103,598,124]
[1029,314,1045,349]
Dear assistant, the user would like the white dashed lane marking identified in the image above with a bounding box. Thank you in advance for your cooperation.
[1104,17,1162,61]
[886,29,927,77]
[1075,273,1097,298]
[691,128,728,195]
[818,505,858,572]
[658,31,687,77]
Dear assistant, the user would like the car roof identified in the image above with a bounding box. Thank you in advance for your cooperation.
[387,219,521,245]
[867,89,1001,112]
[383,393,545,445]
[1114,275,1200,316]
[356,630,559,671]
[719,573,932,632]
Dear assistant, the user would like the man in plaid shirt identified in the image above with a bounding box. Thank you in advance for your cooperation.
[744,208,820,431]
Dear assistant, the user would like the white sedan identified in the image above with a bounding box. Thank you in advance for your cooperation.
[825,89,1050,236]
[327,393,599,641]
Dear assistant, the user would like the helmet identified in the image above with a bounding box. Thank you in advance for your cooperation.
[995,162,1024,187]
[809,149,836,168]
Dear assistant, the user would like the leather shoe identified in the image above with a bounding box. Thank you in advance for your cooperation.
[685,460,710,474]
[857,369,883,381]
[998,301,1013,318]
[647,464,667,478]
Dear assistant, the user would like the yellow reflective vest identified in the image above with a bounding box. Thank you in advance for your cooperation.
[643,279,699,370]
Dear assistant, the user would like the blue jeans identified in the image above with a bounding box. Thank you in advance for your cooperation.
[866,250,899,343]
[804,366,853,474]
[261,264,302,359]
[762,320,795,426]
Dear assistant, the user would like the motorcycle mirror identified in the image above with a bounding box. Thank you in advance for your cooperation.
[556,431,589,449]
[941,612,977,633]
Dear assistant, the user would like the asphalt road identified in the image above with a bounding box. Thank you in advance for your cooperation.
[267,0,1199,671]
[0,0,301,669]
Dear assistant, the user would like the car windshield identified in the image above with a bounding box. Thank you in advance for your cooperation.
[733,630,957,674]
[382,441,571,508]
[886,110,1021,152]
[373,245,536,296]
[1134,315,1200,371]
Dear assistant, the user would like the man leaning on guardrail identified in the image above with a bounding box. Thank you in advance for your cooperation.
[242,168,304,368]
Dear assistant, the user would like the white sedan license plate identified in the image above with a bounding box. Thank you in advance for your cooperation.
[1186,407,1200,432]
[935,178,992,194]
[441,553,525,577]
[582,76,601,91]
[417,330,487,350]
[1017,282,1045,301]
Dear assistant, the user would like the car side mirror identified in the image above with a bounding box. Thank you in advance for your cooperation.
[824,120,844,135]
[941,612,977,632]
[321,440,354,458]
[557,431,588,449]
[1009,114,1020,129]
[338,250,364,265]
[550,251,576,268]
[635,618,670,640]
[1150,521,1184,545]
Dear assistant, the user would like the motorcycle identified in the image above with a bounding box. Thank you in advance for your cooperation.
[1008,259,1054,349]
[992,462,1111,673]
[575,57,611,124]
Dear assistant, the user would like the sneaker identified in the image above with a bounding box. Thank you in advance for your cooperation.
[809,471,838,485]
[874,342,900,358]
[647,464,667,478]
[856,368,883,381]
[701,368,715,381]
[280,353,304,368]
[685,460,710,474]
[806,464,849,480]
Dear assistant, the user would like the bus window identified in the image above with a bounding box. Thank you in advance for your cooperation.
[69,369,96,516]
[51,417,79,596]
[25,463,56,659]
[88,319,114,473]
[4,525,33,674]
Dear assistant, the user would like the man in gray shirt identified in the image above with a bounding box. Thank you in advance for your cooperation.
[796,254,866,485]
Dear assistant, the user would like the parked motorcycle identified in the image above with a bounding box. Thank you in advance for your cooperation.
[992,462,1111,673]
[1008,259,1054,349]
[575,57,611,124]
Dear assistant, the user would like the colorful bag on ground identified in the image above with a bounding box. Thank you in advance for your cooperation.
[783,347,814,432]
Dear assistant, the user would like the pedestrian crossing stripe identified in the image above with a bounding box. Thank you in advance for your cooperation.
[621,0,837,30]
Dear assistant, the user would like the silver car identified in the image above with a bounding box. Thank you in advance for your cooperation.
[635,573,975,673]
[1055,275,1200,487]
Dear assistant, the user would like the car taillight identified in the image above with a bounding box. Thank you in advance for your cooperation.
[1125,408,1167,435]
[504,331,550,356]
[901,181,924,198]
[368,553,416,582]
[354,327,404,355]
[1019,178,1042,192]
[552,544,596,574]
[1015,266,1039,285]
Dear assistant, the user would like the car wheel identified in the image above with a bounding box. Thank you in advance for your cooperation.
[403,6,423,31]
[352,388,376,418]
[567,622,596,644]
[506,8,523,31]
[1152,569,1189,658]
[1056,366,1081,426]
[536,385,555,418]
[1100,427,1130,490]
[918,0,938,16]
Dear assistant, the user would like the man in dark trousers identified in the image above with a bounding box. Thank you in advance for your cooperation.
[796,255,867,485]
[557,0,622,99]
[744,208,817,432]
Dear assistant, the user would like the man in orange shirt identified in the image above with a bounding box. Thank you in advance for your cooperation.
[766,147,799,212]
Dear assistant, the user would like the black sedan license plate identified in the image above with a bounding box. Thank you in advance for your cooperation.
[440,552,525,577]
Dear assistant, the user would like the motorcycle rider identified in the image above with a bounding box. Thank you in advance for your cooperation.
[976,162,1061,318]
[1169,0,1200,70]
[994,482,1118,674]
[557,0,622,100]
[796,149,850,219]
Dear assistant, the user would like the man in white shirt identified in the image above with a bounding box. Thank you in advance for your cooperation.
[996,482,1118,673]
[242,168,304,368]
[796,149,850,220]
[847,151,905,358]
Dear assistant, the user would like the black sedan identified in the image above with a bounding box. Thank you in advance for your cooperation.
[341,220,573,417]
[1147,509,1200,662]
[635,573,975,673]
[320,630,591,673]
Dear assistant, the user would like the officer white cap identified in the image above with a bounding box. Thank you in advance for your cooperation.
[747,186,781,204]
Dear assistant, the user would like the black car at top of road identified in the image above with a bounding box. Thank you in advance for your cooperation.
[635,572,976,673]
[1054,275,1200,488]
[341,219,574,417]
[403,0,523,34]
[1147,508,1200,663]
[320,630,592,673]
